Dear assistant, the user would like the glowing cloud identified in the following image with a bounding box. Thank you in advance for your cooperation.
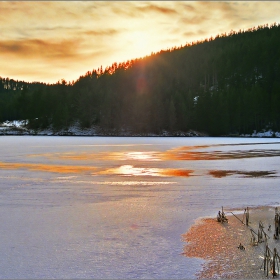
[0,1,279,83]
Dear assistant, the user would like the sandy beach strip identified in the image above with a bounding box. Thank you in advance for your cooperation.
[182,206,280,279]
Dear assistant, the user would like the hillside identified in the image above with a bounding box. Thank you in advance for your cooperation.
[1,23,280,136]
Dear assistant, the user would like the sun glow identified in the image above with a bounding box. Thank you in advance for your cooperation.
[124,30,155,58]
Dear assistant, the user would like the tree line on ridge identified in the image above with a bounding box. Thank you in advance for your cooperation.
[0,23,280,136]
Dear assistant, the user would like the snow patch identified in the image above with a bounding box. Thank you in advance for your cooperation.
[2,120,28,127]
[240,129,280,138]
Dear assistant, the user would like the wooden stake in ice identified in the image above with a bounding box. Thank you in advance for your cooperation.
[242,207,250,225]
[258,221,269,243]
[230,211,245,225]
[250,229,258,246]
[217,206,228,223]
[274,207,279,240]
[245,207,249,226]
[262,245,280,277]
[263,244,272,277]
[272,248,280,278]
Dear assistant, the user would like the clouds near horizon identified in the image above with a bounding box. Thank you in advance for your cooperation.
[0,1,280,83]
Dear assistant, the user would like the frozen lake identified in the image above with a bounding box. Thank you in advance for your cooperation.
[0,136,279,278]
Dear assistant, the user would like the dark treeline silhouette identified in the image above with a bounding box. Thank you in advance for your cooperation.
[1,23,280,136]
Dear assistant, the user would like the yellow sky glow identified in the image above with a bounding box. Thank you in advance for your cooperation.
[0,1,280,83]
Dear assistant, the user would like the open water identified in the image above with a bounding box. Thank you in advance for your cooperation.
[0,136,279,278]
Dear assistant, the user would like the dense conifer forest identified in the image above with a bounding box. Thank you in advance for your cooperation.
[1,23,280,136]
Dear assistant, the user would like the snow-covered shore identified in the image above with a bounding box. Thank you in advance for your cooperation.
[0,120,206,137]
[240,130,280,138]
[0,120,279,137]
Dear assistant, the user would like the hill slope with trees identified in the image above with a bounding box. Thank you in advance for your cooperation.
[1,23,280,136]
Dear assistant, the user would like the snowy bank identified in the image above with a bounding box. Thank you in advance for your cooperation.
[240,129,280,138]
[0,120,207,137]
[1,120,279,137]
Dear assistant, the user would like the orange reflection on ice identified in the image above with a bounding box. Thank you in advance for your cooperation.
[162,146,280,161]
[161,169,193,177]
[100,165,193,178]
[161,147,216,161]
[102,151,161,161]
[30,150,161,162]
[123,152,160,161]
[32,152,93,161]
[0,161,96,174]
[29,144,280,163]
[100,165,161,177]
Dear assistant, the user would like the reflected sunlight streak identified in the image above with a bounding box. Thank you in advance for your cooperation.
[0,161,193,178]
[100,165,162,177]
[123,152,160,161]
[53,179,177,186]
[100,165,194,178]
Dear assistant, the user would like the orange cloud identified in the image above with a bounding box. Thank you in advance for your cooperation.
[138,3,178,15]
[111,2,178,18]
[183,31,201,37]
[84,29,121,36]
[180,15,209,25]
[0,38,81,60]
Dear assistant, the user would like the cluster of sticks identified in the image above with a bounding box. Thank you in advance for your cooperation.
[234,207,280,278]
[261,245,280,277]
[274,207,280,240]
[250,221,269,246]
[216,206,228,223]
[259,208,280,278]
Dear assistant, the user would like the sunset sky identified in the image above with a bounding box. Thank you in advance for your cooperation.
[1,1,280,84]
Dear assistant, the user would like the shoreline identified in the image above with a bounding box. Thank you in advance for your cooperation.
[0,126,206,137]
[1,121,280,137]
[0,130,280,138]
[182,206,280,279]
